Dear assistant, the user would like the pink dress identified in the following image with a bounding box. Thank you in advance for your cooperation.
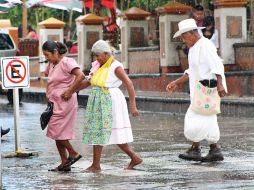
[45,57,80,140]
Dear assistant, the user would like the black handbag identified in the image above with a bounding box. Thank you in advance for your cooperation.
[40,102,54,130]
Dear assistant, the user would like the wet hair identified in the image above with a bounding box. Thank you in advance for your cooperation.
[42,40,67,55]
[194,5,204,11]
[202,16,215,33]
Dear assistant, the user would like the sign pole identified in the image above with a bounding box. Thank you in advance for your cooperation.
[13,88,21,152]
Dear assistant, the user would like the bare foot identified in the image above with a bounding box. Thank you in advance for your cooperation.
[83,165,101,173]
[126,155,143,170]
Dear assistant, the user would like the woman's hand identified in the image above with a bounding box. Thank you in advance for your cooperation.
[130,106,139,117]
[166,80,178,93]
[61,90,72,101]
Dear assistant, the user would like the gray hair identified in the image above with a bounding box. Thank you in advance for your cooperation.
[91,40,112,55]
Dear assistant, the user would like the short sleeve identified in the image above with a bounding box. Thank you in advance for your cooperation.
[184,69,190,75]
[45,63,50,76]
[201,39,224,76]
[62,57,80,74]
[111,61,124,72]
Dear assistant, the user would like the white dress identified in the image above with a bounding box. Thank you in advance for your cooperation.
[184,37,227,143]
[210,29,219,49]
[105,60,133,144]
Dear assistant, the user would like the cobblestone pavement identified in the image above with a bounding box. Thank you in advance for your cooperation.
[1,98,254,190]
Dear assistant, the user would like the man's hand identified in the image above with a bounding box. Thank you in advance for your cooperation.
[216,74,227,97]
[166,81,178,93]
[217,83,226,97]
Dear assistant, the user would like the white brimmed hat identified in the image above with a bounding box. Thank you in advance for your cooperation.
[173,18,205,38]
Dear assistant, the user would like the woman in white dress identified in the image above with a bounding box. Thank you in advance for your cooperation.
[167,19,227,162]
[79,40,142,172]
[202,16,219,49]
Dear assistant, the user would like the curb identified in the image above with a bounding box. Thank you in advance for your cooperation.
[22,91,254,118]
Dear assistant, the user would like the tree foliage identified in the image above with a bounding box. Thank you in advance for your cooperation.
[0,5,80,30]
[116,0,200,12]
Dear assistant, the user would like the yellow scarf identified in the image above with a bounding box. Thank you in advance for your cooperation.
[90,56,114,90]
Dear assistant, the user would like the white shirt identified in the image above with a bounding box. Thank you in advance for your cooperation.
[210,29,219,49]
[185,37,227,98]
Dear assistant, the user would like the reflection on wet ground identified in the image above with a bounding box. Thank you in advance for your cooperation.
[1,98,254,190]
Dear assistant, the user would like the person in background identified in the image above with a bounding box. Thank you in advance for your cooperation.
[6,89,23,106]
[182,4,205,55]
[0,81,11,137]
[166,19,227,162]
[25,25,38,40]
[202,16,219,49]
[0,80,23,106]
[78,40,142,173]
[63,25,71,43]
[65,41,78,54]
[191,4,205,27]
[42,40,85,172]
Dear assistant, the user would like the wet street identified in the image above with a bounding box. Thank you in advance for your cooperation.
[1,97,254,190]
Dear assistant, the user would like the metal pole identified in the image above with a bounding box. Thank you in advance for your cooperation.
[13,88,21,152]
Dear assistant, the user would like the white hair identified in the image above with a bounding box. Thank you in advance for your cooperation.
[91,40,112,55]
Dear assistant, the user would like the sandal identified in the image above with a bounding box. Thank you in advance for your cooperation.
[48,165,71,172]
[63,154,82,167]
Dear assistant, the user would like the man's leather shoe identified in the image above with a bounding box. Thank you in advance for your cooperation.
[202,145,224,162]
[179,146,202,161]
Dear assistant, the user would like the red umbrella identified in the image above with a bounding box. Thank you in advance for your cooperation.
[84,0,115,9]
[101,0,114,9]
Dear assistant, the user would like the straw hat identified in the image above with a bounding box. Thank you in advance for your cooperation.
[173,18,205,38]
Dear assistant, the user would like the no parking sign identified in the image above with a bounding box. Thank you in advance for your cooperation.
[1,56,30,89]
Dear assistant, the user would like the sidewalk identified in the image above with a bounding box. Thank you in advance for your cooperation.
[23,87,254,118]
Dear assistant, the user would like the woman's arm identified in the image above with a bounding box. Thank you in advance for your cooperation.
[61,68,85,101]
[115,67,139,117]
[76,79,91,91]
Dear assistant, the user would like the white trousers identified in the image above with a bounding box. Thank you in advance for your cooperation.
[184,106,220,143]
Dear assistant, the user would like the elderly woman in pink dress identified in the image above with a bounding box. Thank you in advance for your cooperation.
[42,40,85,171]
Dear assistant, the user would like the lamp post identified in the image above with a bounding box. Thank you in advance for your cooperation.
[22,0,28,38]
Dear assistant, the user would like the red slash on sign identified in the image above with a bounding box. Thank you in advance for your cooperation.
[5,59,27,84]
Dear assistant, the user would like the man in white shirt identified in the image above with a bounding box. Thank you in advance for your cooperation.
[166,19,227,162]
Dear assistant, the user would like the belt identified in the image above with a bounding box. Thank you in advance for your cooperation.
[199,79,217,88]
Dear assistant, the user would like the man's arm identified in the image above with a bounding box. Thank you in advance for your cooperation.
[166,73,189,92]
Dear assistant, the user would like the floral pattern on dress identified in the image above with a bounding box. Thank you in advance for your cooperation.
[83,88,112,144]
